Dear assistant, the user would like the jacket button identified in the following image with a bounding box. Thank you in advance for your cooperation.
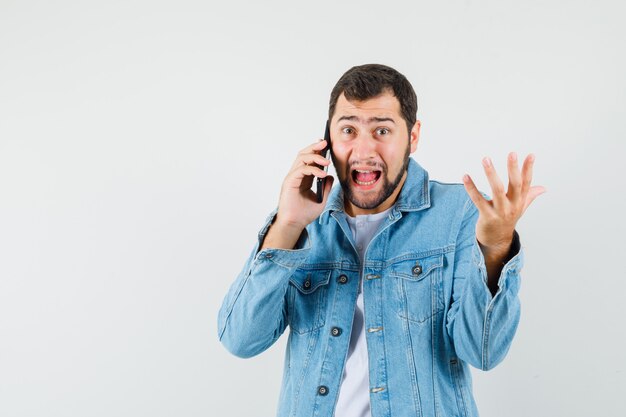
[337,274,348,284]
[331,327,342,337]
[318,385,329,396]
[303,279,311,289]
[412,264,422,276]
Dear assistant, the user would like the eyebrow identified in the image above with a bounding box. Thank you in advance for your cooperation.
[336,115,396,125]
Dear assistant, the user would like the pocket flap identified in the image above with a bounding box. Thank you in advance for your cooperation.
[390,253,443,281]
[289,269,332,294]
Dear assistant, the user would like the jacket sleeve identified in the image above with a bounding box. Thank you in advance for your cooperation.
[217,210,311,358]
[445,196,524,371]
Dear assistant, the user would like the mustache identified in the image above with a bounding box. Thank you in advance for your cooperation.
[347,161,387,171]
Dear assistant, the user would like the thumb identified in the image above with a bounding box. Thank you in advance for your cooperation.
[522,185,547,213]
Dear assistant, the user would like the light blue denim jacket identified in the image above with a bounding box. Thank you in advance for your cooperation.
[218,158,523,417]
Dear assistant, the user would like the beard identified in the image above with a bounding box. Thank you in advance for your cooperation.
[334,143,411,211]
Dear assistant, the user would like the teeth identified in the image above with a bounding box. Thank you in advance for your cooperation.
[353,169,378,186]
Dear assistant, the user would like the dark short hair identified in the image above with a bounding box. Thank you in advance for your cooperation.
[328,64,418,133]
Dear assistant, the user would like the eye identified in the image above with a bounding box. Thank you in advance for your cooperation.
[341,127,355,135]
[376,127,390,135]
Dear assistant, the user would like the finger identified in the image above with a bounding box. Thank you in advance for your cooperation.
[291,140,330,170]
[482,157,507,208]
[299,165,328,193]
[289,164,329,183]
[292,153,331,171]
[520,154,535,199]
[462,174,492,213]
[522,185,547,213]
[506,152,522,204]
[297,139,329,157]
[284,164,329,193]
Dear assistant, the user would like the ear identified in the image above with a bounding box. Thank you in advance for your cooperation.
[409,120,421,153]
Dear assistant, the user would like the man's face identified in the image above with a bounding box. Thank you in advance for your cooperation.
[330,91,420,216]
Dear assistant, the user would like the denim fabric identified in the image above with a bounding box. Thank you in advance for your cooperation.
[218,158,523,417]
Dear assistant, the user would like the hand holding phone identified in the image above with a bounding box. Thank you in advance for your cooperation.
[316,120,331,203]
[259,123,333,250]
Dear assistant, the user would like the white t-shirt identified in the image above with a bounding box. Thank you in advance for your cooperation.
[334,207,393,417]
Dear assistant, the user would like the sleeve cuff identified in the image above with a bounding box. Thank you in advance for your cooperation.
[252,209,312,269]
[472,230,524,287]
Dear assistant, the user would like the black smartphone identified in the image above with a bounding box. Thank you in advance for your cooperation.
[316,120,331,203]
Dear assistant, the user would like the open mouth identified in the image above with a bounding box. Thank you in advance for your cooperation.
[351,169,382,187]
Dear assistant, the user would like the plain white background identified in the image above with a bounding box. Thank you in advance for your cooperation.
[1,1,624,416]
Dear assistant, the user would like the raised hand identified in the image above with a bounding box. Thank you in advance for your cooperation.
[462,152,546,266]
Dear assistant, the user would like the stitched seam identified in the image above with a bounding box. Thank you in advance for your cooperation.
[402,278,423,417]
[290,329,319,417]
[482,299,496,370]
[452,363,466,416]
[218,268,252,340]
[432,274,440,417]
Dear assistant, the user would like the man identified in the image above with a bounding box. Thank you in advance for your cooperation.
[218,64,545,417]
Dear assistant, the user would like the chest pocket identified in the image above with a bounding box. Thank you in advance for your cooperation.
[389,252,444,324]
[287,269,331,334]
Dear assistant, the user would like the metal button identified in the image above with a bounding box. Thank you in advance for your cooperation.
[265,253,273,259]
[303,279,311,289]
[318,385,329,396]
[331,327,342,337]
[337,274,348,284]
[412,264,422,276]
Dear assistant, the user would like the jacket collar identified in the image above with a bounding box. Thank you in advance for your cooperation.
[319,157,431,223]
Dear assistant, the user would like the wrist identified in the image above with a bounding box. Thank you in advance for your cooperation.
[478,231,518,265]
[273,214,307,234]
[260,215,306,251]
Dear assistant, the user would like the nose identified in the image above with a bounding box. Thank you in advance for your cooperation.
[351,132,377,161]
